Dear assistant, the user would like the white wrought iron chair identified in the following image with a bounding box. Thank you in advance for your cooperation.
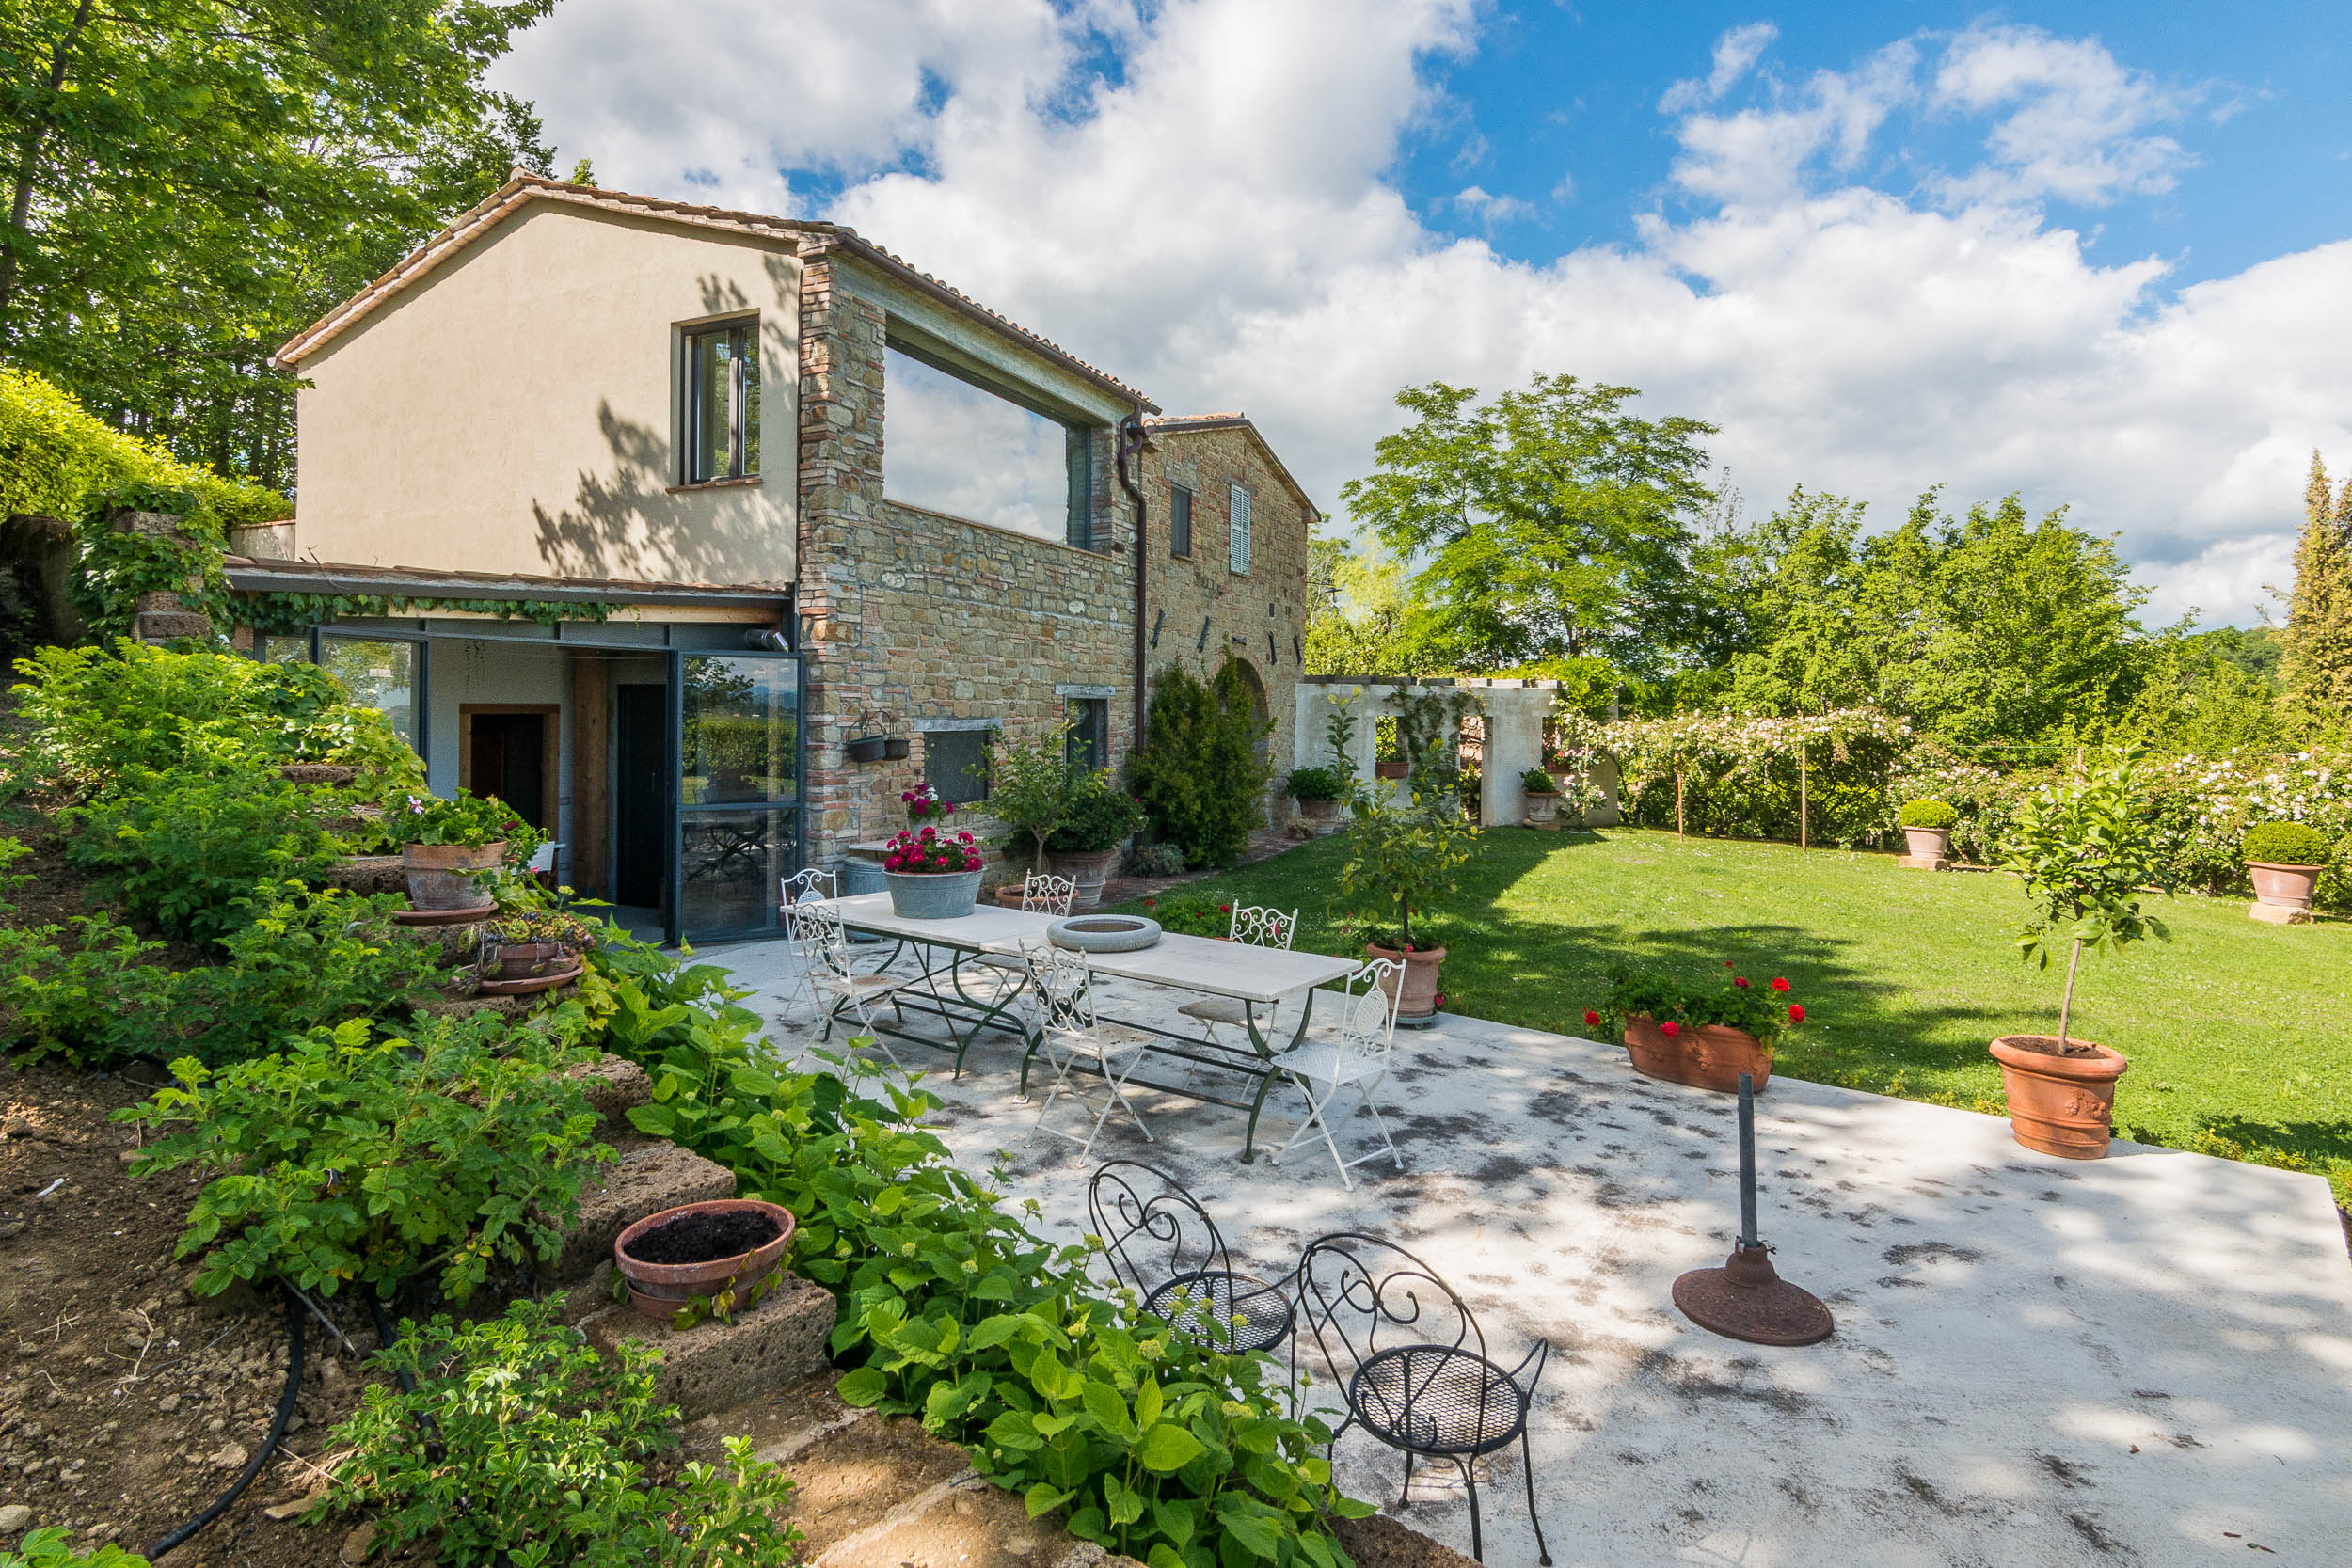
[1026,940,1159,1158]
[773,867,840,1021]
[1177,903,1299,1046]
[972,873,1078,978]
[1270,958,1405,1189]
[797,899,916,1073]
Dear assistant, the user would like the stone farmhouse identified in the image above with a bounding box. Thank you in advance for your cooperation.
[232,171,1316,943]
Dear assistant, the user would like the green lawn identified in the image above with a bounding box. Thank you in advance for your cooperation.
[1112,826,2352,1202]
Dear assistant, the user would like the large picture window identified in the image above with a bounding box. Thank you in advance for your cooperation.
[883,343,1095,547]
[682,319,760,483]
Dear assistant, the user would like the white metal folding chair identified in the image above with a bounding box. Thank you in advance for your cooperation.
[1177,903,1299,1051]
[798,899,916,1073]
[1270,958,1405,1190]
[774,867,839,1021]
[1026,940,1158,1157]
[972,873,1077,981]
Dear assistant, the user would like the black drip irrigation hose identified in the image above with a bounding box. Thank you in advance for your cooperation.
[146,1278,307,1560]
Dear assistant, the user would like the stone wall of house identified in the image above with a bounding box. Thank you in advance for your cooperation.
[1138,423,1316,826]
[795,236,1141,866]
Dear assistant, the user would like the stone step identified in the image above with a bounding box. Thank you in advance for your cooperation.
[579,1272,835,1421]
[546,1137,736,1283]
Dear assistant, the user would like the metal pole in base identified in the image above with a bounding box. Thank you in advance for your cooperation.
[1673,1072,1835,1347]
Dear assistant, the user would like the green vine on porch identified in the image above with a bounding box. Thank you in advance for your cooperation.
[238,591,615,635]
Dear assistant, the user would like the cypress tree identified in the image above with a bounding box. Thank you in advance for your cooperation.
[2280,451,2352,735]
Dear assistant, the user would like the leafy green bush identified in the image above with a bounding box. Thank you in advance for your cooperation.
[1140,892,1230,937]
[0,364,284,532]
[1130,658,1276,869]
[0,1528,147,1568]
[1335,792,1478,948]
[1046,770,1146,855]
[1898,798,1958,829]
[2240,820,2330,866]
[1284,766,1344,802]
[580,934,1365,1565]
[1121,841,1187,878]
[65,766,345,944]
[122,1015,611,1301]
[390,787,539,852]
[321,1296,800,1567]
[1519,768,1557,794]
[0,912,179,1063]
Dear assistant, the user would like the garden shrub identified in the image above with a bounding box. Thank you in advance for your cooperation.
[1044,769,1146,857]
[321,1296,800,1567]
[1140,891,1230,937]
[2240,820,2330,866]
[579,934,1366,1565]
[1130,657,1276,868]
[0,1528,147,1567]
[0,912,179,1063]
[0,365,284,533]
[1284,766,1344,802]
[122,1013,611,1301]
[1897,798,1958,829]
[1122,841,1187,878]
[64,765,345,944]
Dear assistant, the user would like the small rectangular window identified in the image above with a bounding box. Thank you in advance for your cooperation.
[682,320,760,483]
[923,728,993,804]
[1169,484,1193,558]
[1066,698,1109,773]
[1229,483,1252,574]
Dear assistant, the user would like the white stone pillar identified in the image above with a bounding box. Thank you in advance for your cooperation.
[1478,685,1552,826]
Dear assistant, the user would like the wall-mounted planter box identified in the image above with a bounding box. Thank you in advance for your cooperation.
[882,737,911,759]
[844,736,889,764]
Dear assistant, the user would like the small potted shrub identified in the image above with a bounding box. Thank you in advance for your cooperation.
[482,907,597,987]
[1043,771,1147,911]
[1287,765,1346,828]
[1336,793,1478,1025]
[1993,754,2173,1159]
[1520,767,1560,828]
[2241,820,2329,924]
[393,790,536,911]
[1898,798,1958,864]
[882,825,985,918]
[1590,966,1805,1092]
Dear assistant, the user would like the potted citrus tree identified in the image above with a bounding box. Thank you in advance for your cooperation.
[1993,753,2173,1159]
[1898,798,1958,865]
[393,790,536,912]
[2241,820,2328,925]
[1044,770,1146,911]
[1589,966,1806,1092]
[1520,768,1560,828]
[1336,791,1478,1025]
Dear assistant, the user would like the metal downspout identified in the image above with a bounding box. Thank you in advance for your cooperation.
[1116,411,1149,741]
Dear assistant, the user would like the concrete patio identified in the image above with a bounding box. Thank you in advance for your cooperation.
[714,936,2352,1567]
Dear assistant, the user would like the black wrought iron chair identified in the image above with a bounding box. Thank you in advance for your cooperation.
[1295,1233,1551,1565]
[1086,1160,1295,1356]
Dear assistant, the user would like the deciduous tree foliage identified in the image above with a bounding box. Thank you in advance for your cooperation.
[2279,451,2352,736]
[0,0,556,488]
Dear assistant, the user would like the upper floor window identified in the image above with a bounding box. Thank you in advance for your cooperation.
[1229,483,1252,575]
[682,319,760,483]
[883,341,1096,547]
[1169,484,1193,558]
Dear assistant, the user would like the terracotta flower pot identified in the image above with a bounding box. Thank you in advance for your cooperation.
[486,940,573,981]
[1988,1035,2128,1159]
[2247,860,2321,922]
[1047,847,1120,911]
[614,1198,796,1318]
[1621,1014,1773,1093]
[1903,826,1952,861]
[1375,760,1409,781]
[1365,942,1445,1022]
[1297,797,1343,824]
[1523,793,1560,828]
[401,841,505,911]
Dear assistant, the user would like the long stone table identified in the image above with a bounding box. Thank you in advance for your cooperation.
[813,893,1359,1160]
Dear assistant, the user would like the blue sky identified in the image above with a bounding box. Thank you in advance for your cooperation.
[1399,4,2348,292]
[495,1,2352,628]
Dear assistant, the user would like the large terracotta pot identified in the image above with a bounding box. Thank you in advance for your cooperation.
[613,1199,796,1319]
[1047,847,1120,911]
[401,841,505,911]
[485,940,575,982]
[1297,797,1344,827]
[1621,1014,1773,1093]
[1365,942,1445,1023]
[1989,1035,2128,1159]
[1523,792,1560,828]
[1375,760,1409,781]
[1902,826,1952,861]
[2247,861,2321,922]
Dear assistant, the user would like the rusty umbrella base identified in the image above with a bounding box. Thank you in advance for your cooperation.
[1673,1243,1835,1347]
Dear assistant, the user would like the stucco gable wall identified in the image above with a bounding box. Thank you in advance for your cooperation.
[293,202,801,588]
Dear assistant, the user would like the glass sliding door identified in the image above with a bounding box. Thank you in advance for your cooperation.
[674,653,799,942]
[317,634,425,761]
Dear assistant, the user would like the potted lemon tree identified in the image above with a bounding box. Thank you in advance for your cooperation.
[1336,791,1478,1026]
[1992,754,2173,1159]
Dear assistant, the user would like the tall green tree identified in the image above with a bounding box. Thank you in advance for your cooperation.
[2279,451,2352,736]
[1339,375,1717,674]
[1722,485,1875,714]
[0,0,556,489]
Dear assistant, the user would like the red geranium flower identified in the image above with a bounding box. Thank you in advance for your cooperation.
[1583,1009,1601,1026]
[1733,976,1750,989]
[1788,1004,1804,1022]
[1724,959,1734,967]
[1219,904,1231,913]
[1433,993,1446,1007]
[1661,1021,1681,1037]
[1770,977,1789,991]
